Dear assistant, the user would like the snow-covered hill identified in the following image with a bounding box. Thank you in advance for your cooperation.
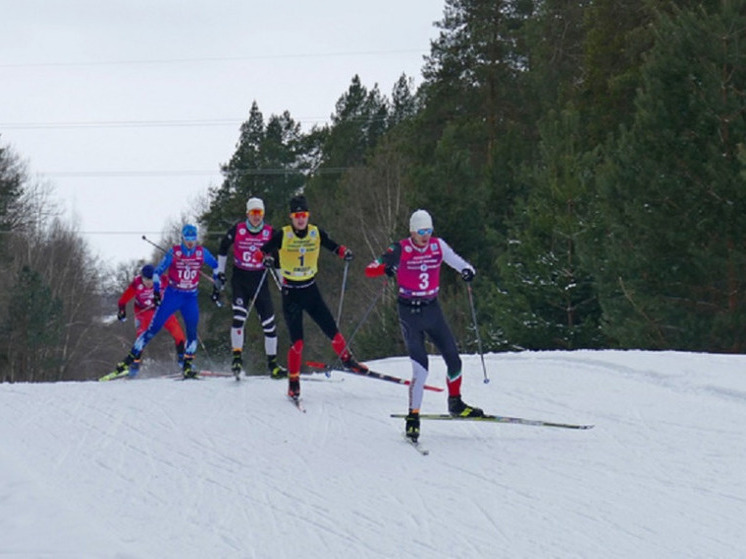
[1,351,744,558]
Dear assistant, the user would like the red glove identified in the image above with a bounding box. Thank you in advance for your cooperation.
[365,262,385,278]
[254,250,274,267]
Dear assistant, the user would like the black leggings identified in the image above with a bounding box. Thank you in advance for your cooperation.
[231,268,275,325]
[398,299,462,375]
[282,282,338,343]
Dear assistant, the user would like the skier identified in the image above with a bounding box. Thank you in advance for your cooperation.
[216,196,287,379]
[365,209,484,442]
[255,194,366,400]
[111,264,186,377]
[108,224,222,379]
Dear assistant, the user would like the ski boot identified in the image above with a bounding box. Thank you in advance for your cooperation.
[100,352,137,381]
[231,349,243,380]
[127,358,141,378]
[405,411,420,442]
[448,395,484,418]
[268,355,287,379]
[182,356,199,379]
[341,352,369,373]
[287,377,301,399]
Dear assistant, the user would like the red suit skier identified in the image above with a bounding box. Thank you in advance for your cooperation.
[116,264,186,376]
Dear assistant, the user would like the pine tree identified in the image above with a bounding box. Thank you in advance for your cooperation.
[589,3,746,351]
[0,141,26,255]
[2,266,63,382]
[388,74,419,129]
[497,110,605,349]
[204,102,305,234]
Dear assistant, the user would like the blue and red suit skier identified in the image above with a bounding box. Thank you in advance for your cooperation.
[109,224,222,379]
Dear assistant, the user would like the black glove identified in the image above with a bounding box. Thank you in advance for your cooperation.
[214,272,226,291]
[461,268,475,282]
[153,290,161,307]
[117,308,126,322]
[211,285,221,303]
[263,254,275,268]
[338,245,354,261]
[384,264,398,278]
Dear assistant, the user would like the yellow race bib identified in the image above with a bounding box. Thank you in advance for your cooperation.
[278,225,321,281]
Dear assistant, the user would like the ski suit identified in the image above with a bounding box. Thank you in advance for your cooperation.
[217,220,279,360]
[260,224,352,379]
[118,274,185,349]
[131,243,219,364]
[367,236,475,411]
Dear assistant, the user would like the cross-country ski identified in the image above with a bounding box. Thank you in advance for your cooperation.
[390,413,594,430]
[401,433,429,455]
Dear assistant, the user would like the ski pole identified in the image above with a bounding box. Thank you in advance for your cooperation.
[142,235,223,307]
[466,283,490,384]
[197,335,219,373]
[266,264,283,291]
[334,278,387,370]
[336,260,350,325]
[142,235,216,283]
[244,268,269,322]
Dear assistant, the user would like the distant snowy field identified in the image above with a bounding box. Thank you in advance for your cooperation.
[1,350,744,558]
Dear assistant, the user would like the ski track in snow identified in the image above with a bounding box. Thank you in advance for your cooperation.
[1,351,745,558]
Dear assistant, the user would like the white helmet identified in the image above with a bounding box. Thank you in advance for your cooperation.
[409,209,433,232]
[246,197,265,213]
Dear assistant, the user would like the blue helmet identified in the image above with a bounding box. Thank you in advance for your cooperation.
[140,264,155,279]
[181,224,198,241]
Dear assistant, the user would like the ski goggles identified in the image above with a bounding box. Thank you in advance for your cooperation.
[416,228,433,236]
[248,208,264,217]
[291,211,309,219]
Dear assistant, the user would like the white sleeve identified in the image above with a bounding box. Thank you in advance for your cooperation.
[217,254,227,275]
[439,238,474,274]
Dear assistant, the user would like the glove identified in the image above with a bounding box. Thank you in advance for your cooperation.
[461,268,475,282]
[214,272,226,291]
[384,264,398,278]
[364,262,385,278]
[263,254,275,268]
[117,307,126,322]
[153,290,161,307]
[211,285,221,303]
[338,245,353,261]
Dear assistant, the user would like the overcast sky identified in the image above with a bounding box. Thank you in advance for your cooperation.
[1,1,445,268]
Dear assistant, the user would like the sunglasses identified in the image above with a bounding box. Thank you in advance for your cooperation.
[291,211,309,219]
[416,228,433,236]
[248,209,264,217]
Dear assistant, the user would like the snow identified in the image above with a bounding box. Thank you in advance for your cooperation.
[1,350,744,558]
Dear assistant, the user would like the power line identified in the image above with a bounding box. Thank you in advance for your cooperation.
[0,113,394,130]
[42,170,220,178]
[0,117,331,130]
[1,119,240,130]
[38,167,348,178]
[0,49,426,69]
